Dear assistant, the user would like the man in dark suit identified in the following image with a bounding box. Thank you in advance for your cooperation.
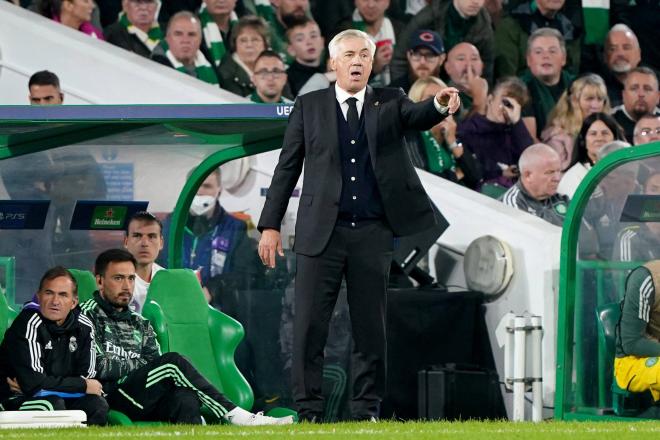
[257,29,460,422]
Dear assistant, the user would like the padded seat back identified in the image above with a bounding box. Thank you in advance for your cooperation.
[143,269,253,410]
[68,269,97,303]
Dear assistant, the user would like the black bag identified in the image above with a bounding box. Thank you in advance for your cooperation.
[417,363,503,420]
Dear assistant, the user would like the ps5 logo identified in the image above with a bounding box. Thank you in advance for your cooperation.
[0,212,25,221]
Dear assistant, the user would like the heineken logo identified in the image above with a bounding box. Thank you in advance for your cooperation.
[90,205,127,229]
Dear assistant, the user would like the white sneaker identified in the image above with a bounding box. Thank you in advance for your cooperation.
[226,410,294,426]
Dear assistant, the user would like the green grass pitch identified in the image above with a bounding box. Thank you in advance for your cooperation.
[2,420,660,439]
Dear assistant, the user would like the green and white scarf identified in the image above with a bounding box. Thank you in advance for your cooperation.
[351,8,396,86]
[119,11,163,52]
[582,0,609,45]
[199,4,238,67]
[421,131,455,174]
[254,0,276,23]
[163,42,219,85]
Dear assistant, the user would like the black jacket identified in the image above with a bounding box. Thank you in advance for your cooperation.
[104,22,153,58]
[258,85,447,256]
[0,308,96,401]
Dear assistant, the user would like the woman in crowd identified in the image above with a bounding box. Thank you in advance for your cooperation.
[456,76,534,195]
[218,15,268,97]
[37,0,103,39]
[558,112,626,197]
[405,77,482,189]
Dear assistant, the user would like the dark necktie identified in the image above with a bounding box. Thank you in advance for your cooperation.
[346,97,359,134]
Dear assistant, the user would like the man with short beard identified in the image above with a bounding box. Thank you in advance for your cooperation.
[612,67,660,143]
[250,50,292,103]
[602,24,642,106]
[389,29,445,94]
[443,42,488,120]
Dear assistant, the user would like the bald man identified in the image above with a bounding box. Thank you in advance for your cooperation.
[444,42,488,118]
[500,143,569,226]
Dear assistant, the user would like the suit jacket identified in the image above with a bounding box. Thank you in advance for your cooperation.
[258,85,447,256]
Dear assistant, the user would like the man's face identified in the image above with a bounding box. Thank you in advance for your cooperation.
[287,22,324,64]
[407,47,444,80]
[622,72,659,119]
[29,85,63,105]
[330,37,373,93]
[645,174,660,195]
[37,276,78,326]
[166,17,202,63]
[526,36,566,84]
[198,172,221,198]
[274,0,308,25]
[253,56,288,100]
[536,0,565,16]
[355,0,390,24]
[97,261,136,309]
[124,220,163,267]
[524,153,562,200]
[235,28,266,66]
[453,0,485,17]
[203,0,237,15]
[605,30,641,74]
[123,0,158,27]
[634,117,660,145]
[444,43,483,89]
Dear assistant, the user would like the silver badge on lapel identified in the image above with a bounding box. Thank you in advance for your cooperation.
[69,336,77,352]
[374,101,379,106]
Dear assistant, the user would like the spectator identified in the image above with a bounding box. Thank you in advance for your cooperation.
[122,211,164,314]
[250,50,292,103]
[152,11,220,85]
[335,0,403,86]
[390,0,494,85]
[405,77,482,189]
[612,67,660,143]
[558,112,626,198]
[256,0,310,63]
[540,123,575,173]
[285,16,328,96]
[159,168,255,305]
[457,76,534,192]
[633,114,660,146]
[602,24,642,106]
[546,73,610,138]
[80,249,293,425]
[28,69,63,105]
[618,1,660,73]
[0,267,108,426]
[520,27,574,140]
[218,15,269,96]
[389,29,445,94]
[613,260,660,399]
[443,42,488,120]
[500,143,568,226]
[494,0,579,78]
[105,0,162,58]
[37,0,104,39]
[198,0,240,69]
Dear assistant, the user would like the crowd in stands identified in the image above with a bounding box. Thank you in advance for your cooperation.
[4,0,660,241]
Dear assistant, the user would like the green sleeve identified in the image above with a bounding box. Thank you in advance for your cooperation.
[494,17,524,78]
[618,266,660,357]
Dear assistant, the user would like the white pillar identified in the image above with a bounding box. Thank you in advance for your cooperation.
[530,315,543,422]
[512,316,527,421]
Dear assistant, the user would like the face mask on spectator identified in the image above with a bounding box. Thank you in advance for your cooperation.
[190,195,216,216]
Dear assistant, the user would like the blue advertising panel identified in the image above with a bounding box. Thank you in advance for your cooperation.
[0,200,50,229]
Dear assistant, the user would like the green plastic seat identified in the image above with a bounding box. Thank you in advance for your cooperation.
[0,286,17,344]
[596,302,652,416]
[68,269,97,303]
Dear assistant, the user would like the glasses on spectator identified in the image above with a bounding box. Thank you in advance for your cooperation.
[408,51,439,62]
[254,69,286,79]
[635,127,660,137]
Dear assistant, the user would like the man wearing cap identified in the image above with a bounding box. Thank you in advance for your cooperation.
[389,29,445,94]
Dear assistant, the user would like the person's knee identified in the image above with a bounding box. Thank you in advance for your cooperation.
[159,351,194,370]
[84,396,109,426]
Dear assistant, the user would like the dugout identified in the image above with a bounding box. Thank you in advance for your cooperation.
[555,141,660,420]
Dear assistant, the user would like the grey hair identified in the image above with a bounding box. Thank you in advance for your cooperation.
[526,27,566,56]
[167,11,201,35]
[607,23,639,48]
[518,143,560,173]
[328,29,376,59]
[597,140,631,161]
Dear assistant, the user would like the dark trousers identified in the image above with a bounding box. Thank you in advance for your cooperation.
[1,394,109,426]
[106,352,237,424]
[292,221,393,419]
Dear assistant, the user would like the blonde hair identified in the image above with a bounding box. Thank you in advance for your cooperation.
[546,73,610,136]
[408,77,448,103]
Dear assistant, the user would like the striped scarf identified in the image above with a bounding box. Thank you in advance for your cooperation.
[351,9,396,86]
[582,0,610,45]
[198,5,238,67]
[163,42,219,85]
[254,0,276,23]
[119,11,162,52]
[420,130,456,174]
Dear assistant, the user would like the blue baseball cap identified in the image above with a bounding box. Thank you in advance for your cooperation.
[409,29,445,54]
